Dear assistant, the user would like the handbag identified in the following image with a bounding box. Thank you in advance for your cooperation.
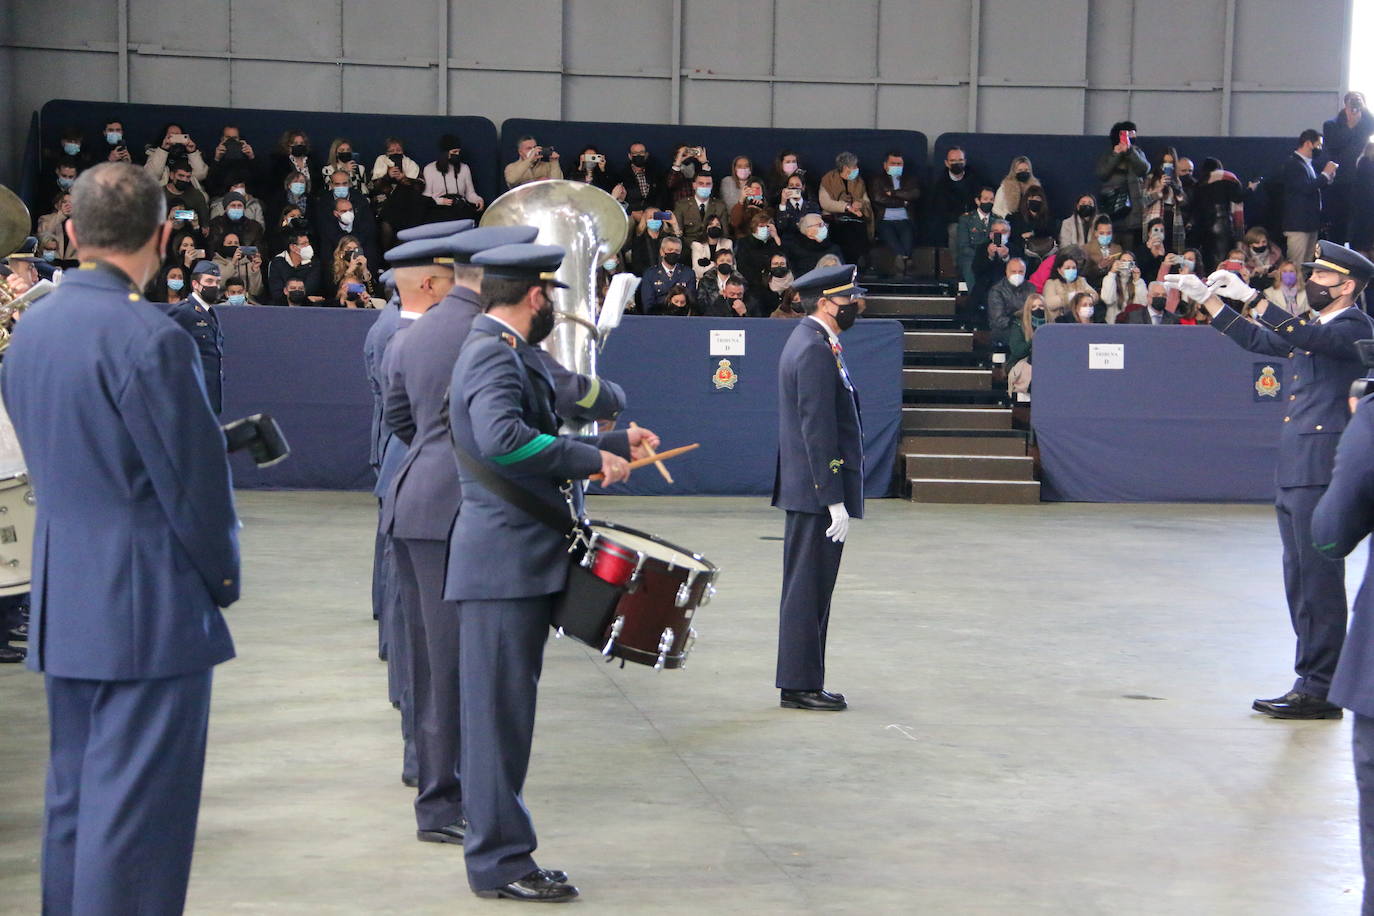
[1101,183,1132,219]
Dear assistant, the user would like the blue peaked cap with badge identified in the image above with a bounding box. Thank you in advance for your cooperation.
[395,219,475,242]
[791,263,866,299]
[384,226,541,269]
[470,243,570,289]
[1304,241,1374,285]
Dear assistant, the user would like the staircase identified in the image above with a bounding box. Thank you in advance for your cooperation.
[864,279,1041,505]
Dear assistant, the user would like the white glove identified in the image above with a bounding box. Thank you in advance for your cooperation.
[825,502,849,544]
[1162,273,1212,304]
[1205,269,1257,304]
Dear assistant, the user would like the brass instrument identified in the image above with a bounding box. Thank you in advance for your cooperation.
[480,180,630,434]
[0,184,36,354]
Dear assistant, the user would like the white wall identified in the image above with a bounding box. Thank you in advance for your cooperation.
[0,0,1355,184]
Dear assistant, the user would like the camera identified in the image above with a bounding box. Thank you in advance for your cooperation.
[388,153,404,166]
[346,248,362,262]
[239,246,258,257]
[287,216,310,232]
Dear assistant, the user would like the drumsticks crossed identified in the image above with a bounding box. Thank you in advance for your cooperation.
[588,432,699,483]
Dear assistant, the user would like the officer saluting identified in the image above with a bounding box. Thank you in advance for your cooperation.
[165,259,226,414]
[1,163,239,913]
[773,263,865,711]
[1166,242,1374,718]
[445,243,657,902]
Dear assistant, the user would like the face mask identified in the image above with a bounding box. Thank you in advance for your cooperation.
[603,259,618,271]
[167,278,185,291]
[706,226,723,239]
[332,186,349,199]
[1008,273,1025,287]
[1027,200,1043,212]
[695,186,711,200]
[1015,171,1031,183]
[105,131,122,145]
[662,250,681,266]
[199,285,221,303]
[1180,258,1195,272]
[887,165,903,178]
[646,219,663,232]
[1077,306,1094,319]
[1306,278,1346,309]
[41,250,56,263]
[782,162,798,175]
[834,301,858,332]
[1281,270,1297,286]
[948,163,965,176]
[1097,235,1113,247]
[754,227,770,242]
[1251,245,1267,254]
[1150,297,1167,312]
[57,176,74,189]
[978,201,993,214]
[1311,146,1324,157]
[287,289,307,304]
[1062,268,1078,282]
[717,263,732,274]
[218,244,237,258]
[845,168,859,181]
[227,293,246,306]
[63,142,80,156]
[338,211,355,229]
[1077,204,1094,218]
[770,266,790,278]
[290,182,306,196]
[290,144,308,157]
[528,293,556,346]
[298,245,314,262]
[227,207,244,221]
[1030,309,1046,328]
[814,225,829,243]
[337,151,353,163]
[630,154,647,166]
[735,168,750,180]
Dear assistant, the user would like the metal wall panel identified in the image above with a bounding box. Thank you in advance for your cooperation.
[877,0,969,82]
[342,67,437,116]
[773,0,879,80]
[229,0,340,61]
[772,83,875,130]
[342,0,438,59]
[877,85,966,133]
[563,76,673,124]
[1232,92,1342,138]
[232,60,342,113]
[10,3,117,46]
[979,0,1088,83]
[978,88,1086,135]
[448,71,559,122]
[129,0,230,52]
[130,56,232,108]
[564,0,672,74]
[449,0,562,69]
[680,80,772,128]
[681,0,774,75]
[1129,90,1226,136]
[1233,0,1345,87]
[1127,0,1226,86]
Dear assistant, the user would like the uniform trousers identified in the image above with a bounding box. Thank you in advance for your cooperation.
[1354,714,1374,916]
[378,527,417,784]
[776,509,845,691]
[393,538,462,831]
[1275,484,1347,698]
[42,669,213,916]
[458,596,551,891]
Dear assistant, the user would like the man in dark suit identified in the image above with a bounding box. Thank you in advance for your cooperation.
[445,243,656,902]
[165,259,225,414]
[772,263,866,712]
[1167,243,1374,718]
[1281,129,1337,266]
[1119,285,1180,325]
[1,162,239,914]
[619,141,666,220]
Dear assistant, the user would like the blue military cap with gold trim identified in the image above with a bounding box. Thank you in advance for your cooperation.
[395,219,475,242]
[1304,241,1374,284]
[471,243,570,289]
[451,226,540,264]
[791,263,867,299]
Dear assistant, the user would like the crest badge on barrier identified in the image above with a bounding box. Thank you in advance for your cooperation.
[1254,363,1282,401]
[713,358,738,390]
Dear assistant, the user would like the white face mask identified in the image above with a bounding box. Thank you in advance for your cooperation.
[1078,306,1094,319]
[298,244,314,262]
[1008,273,1025,287]
[338,211,355,229]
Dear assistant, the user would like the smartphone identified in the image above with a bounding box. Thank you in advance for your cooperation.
[388,153,404,166]
[346,282,366,295]
[1119,130,1131,147]
[171,209,195,221]
[191,248,205,260]
[346,248,362,261]
[655,210,673,221]
[172,133,190,145]
[239,246,258,257]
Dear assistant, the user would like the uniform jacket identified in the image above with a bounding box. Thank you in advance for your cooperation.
[364,299,403,469]
[1,264,239,679]
[1315,395,1374,716]
[772,317,864,518]
[955,209,995,267]
[672,196,731,246]
[1280,151,1329,233]
[1212,302,1374,487]
[444,315,631,601]
[164,292,224,414]
[638,262,697,314]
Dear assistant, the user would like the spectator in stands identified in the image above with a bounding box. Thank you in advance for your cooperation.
[206,124,260,197]
[729,179,769,237]
[638,235,696,314]
[321,170,378,260]
[956,187,997,291]
[1322,92,1371,241]
[970,218,1018,316]
[993,156,1041,220]
[673,172,729,246]
[1193,158,1246,269]
[1042,253,1093,313]
[144,123,208,186]
[1136,217,1170,280]
[282,277,324,306]
[1352,140,1374,256]
[596,252,627,302]
[869,150,920,277]
[620,141,667,219]
[162,161,210,228]
[223,276,258,306]
[505,135,562,188]
[271,130,316,197]
[696,248,736,304]
[666,144,712,204]
[35,192,76,263]
[330,275,381,309]
[322,138,369,196]
[1241,227,1281,285]
[1263,259,1310,317]
[770,286,802,319]
[1142,148,1185,253]
[765,150,806,198]
[268,231,322,305]
[266,207,309,261]
[689,215,733,278]
[1281,129,1336,266]
[786,213,841,275]
[571,145,622,196]
[630,209,679,274]
[661,284,693,317]
[1099,251,1147,322]
[38,158,80,212]
[1082,215,1121,288]
[752,252,794,317]
[150,263,188,305]
[423,134,484,217]
[211,232,265,301]
[100,118,136,165]
[987,257,1032,345]
[722,156,755,210]
[705,273,751,318]
[1096,121,1150,249]
[370,138,420,185]
[1118,282,1177,325]
[1011,185,1056,268]
[925,146,982,250]
[370,139,428,242]
[210,179,266,226]
[1008,291,1069,371]
[207,191,264,250]
[774,173,820,241]
[329,238,378,302]
[273,170,312,225]
[317,198,359,266]
[44,127,94,176]
[167,230,204,274]
[735,212,783,292]
[1068,290,1103,324]
[819,152,873,268]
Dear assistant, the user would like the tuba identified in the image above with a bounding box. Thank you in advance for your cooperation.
[480,180,629,433]
[0,184,36,355]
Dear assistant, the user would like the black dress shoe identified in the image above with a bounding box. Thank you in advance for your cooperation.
[0,643,25,663]
[780,689,847,711]
[1252,691,1343,720]
[7,623,26,641]
[417,819,466,844]
[474,869,578,902]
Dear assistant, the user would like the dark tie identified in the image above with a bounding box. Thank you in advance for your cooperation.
[700,203,706,219]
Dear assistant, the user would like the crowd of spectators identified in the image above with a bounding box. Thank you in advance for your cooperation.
[28,94,1374,323]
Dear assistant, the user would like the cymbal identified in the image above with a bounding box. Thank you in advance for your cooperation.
[0,186,30,261]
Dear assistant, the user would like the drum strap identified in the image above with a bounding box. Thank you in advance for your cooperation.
[452,440,578,540]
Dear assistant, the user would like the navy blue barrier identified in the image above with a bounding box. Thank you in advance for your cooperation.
[34,99,502,208]
[499,119,927,191]
[219,307,904,498]
[1031,324,1286,502]
[932,132,1295,223]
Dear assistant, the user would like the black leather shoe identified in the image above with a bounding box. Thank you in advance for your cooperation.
[401,774,418,788]
[0,643,25,663]
[1252,691,1343,719]
[7,623,26,641]
[475,869,578,902]
[780,689,847,711]
[417,819,466,844]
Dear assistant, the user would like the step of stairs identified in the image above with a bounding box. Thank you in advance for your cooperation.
[864,295,957,318]
[907,478,1042,504]
[900,432,1028,457]
[902,406,1013,430]
[904,453,1036,481]
[904,330,974,353]
[903,367,992,391]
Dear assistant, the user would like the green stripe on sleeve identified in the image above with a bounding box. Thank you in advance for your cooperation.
[574,376,601,409]
[491,433,556,466]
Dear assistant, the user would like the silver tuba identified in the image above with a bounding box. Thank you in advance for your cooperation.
[480,180,629,433]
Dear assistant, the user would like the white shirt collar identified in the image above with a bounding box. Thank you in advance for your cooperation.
[1317,305,1352,325]
[399,310,421,321]
[805,314,839,345]
[487,313,527,342]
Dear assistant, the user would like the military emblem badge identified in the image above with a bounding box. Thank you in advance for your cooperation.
[712,358,737,390]
[1254,363,1281,399]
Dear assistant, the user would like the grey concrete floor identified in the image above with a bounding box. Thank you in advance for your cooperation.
[0,492,1368,914]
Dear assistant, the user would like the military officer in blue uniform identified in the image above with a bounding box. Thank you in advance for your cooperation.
[1,163,240,914]
[772,263,865,712]
[165,259,226,414]
[445,243,657,902]
[1166,242,1374,718]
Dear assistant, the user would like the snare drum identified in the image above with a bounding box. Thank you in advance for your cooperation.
[0,474,35,596]
[578,520,719,670]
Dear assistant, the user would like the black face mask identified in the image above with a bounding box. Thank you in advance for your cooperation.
[173,179,190,191]
[1015,171,1031,183]
[1312,146,1324,157]
[770,266,790,278]
[287,289,307,304]
[389,153,404,166]
[1077,204,1094,218]
[528,292,557,346]
[948,163,965,176]
[1149,296,1167,312]
[1027,200,1043,212]
[290,144,308,157]
[1306,277,1347,310]
[834,300,858,332]
[630,154,647,166]
[199,285,221,303]
[662,251,681,267]
[337,151,352,163]
[218,245,236,258]
[706,226,723,239]
[978,201,994,214]
[717,263,732,275]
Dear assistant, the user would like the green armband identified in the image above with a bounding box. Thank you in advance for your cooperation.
[492,433,555,466]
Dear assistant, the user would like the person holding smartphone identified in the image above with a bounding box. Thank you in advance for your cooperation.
[144,123,208,187]
[1095,120,1151,250]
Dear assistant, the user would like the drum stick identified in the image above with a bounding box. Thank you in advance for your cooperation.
[589,443,700,481]
[631,421,674,484]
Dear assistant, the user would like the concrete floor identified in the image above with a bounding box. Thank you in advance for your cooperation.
[0,492,1367,914]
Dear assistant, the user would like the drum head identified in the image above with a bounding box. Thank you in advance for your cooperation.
[587,520,715,573]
